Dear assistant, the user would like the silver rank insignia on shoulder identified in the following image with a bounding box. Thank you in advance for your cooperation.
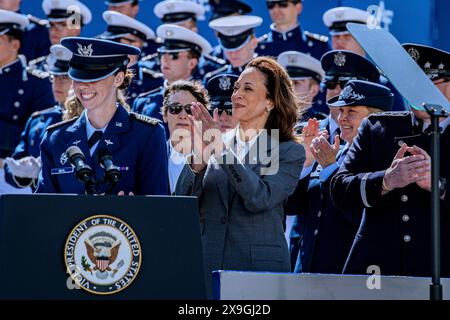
[60,152,68,165]
[105,139,114,146]
[115,122,123,127]
[407,48,420,62]
[72,140,81,146]
[334,52,346,67]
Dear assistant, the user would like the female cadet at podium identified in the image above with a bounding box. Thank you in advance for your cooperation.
[36,37,168,195]
[175,56,306,297]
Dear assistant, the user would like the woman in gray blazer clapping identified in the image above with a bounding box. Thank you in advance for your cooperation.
[175,56,306,298]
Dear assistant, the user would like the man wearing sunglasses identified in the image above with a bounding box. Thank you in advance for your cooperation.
[99,10,163,105]
[320,50,380,145]
[206,73,239,133]
[4,44,73,192]
[256,0,329,62]
[205,15,262,82]
[28,0,91,73]
[323,6,407,112]
[132,24,212,137]
[277,51,325,121]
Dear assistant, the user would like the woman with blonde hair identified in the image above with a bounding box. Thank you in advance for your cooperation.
[176,56,306,298]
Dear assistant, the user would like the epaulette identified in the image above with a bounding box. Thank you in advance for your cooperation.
[257,33,269,43]
[304,31,329,43]
[26,14,49,27]
[28,55,47,68]
[204,54,226,66]
[129,112,160,125]
[141,52,158,62]
[141,67,164,79]
[369,111,411,118]
[30,106,56,118]
[46,117,78,131]
[26,67,50,79]
[204,65,229,80]
[137,86,163,99]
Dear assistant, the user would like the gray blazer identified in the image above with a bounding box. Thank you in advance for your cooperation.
[175,133,305,297]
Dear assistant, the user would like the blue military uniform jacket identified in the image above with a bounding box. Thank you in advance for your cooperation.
[20,15,51,62]
[0,59,55,158]
[36,105,169,196]
[284,145,360,274]
[4,105,62,189]
[126,62,164,105]
[331,111,450,277]
[256,24,330,60]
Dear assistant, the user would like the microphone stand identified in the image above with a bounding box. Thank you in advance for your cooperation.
[423,103,448,301]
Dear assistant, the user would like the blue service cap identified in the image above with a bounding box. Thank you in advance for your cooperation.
[61,37,140,82]
[42,0,92,25]
[154,0,205,24]
[323,7,370,36]
[321,50,380,83]
[206,73,239,108]
[403,43,450,81]
[0,9,29,37]
[327,80,394,111]
[45,44,73,75]
[208,0,252,21]
[101,10,155,41]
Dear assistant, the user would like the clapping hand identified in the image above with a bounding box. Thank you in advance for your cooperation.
[4,156,41,179]
[310,134,340,168]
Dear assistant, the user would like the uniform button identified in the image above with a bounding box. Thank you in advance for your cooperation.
[137,80,143,85]
[402,214,410,222]
[132,93,137,98]
[308,41,313,47]
[401,195,408,202]
[314,229,319,236]
[287,32,292,37]
[13,115,18,120]
[318,100,322,105]
[30,140,34,146]
[18,89,24,95]
[14,101,20,108]
[404,235,411,243]
[317,211,322,218]
[4,67,10,73]
[398,140,404,146]
[221,217,227,224]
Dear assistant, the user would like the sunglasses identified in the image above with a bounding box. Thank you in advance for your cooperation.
[266,1,291,10]
[324,78,358,90]
[209,108,233,117]
[168,103,192,115]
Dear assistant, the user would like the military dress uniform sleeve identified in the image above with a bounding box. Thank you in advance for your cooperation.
[330,118,385,213]
[218,142,305,213]
[35,130,59,193]
[4,114,35,188]
[137,122,169,195]
[31,77,55,113]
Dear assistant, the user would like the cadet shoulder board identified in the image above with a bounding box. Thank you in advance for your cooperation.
[137,86,163,99]
[141,67,164,79]
[26,14,49,27]
[204,65,229,80]
[30,106,56,118]
[257,33,269,43]
[130,112,161,125]
[304,31,329,43]
[46,117,79,131]
[27,67,50,79]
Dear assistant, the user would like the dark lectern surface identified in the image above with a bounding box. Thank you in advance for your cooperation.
[0,194,206,300]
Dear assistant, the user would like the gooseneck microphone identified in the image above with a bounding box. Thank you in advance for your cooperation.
[66,146,93,183]
[97,147,121,186]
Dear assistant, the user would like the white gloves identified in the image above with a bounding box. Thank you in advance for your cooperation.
[4,156,41,179]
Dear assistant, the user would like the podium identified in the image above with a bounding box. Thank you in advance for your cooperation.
[0,194,206,300]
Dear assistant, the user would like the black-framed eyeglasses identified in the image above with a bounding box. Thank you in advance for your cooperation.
[167,103,192,115]
[266,1,291,10]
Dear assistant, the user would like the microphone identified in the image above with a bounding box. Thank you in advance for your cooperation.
[97,147,121,184]
[65,146,93,183]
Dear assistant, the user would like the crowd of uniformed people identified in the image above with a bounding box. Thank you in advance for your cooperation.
[0,0,449,299]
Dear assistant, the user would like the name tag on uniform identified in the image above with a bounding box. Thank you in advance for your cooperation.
[310,164,323,178]
[51,167,74,175]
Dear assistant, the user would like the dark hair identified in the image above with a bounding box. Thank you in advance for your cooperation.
[245,56,300,142]
[161,80,210,116]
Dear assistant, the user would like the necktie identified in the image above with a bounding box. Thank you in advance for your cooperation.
[88,130,103,149]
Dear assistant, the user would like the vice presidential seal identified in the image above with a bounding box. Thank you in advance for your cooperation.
[64,215,142,295]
